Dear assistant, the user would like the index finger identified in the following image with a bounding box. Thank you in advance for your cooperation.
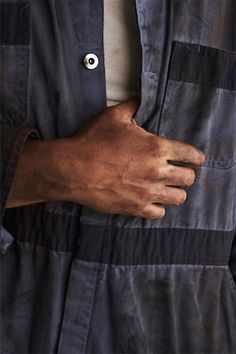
[166,160,202,177]
[167,139,205,166]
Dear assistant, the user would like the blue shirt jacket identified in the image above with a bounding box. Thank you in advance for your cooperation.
[1,1,236,353]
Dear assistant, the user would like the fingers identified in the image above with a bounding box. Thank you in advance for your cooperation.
[167,161,202,178]
[133,184,185,220]
[128,184,187,220]
[149,185,187,206]
[137,203,166,219]
[163,165,196,187]
[166,139,205,166]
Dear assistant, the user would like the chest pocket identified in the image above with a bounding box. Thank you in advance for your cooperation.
[158,41,236,169]
[0,1,30,126]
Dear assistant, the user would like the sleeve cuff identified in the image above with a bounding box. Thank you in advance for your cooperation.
[0,127,41,254]
[0,226,14,254]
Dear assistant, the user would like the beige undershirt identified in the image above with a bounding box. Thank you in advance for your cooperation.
[104,0,142,107]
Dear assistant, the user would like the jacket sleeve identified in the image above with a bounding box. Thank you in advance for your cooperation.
[0,125,41,254]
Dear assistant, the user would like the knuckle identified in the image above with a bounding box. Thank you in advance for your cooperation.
[148,137,159,154]
[156,187,168,201]
[157,139,169,158]
[145,188,154,200]
[147,186,159,200]
[147,186,159,201]
[146,165,158,179]
[159,187,168,201]
[154,166,163,179]
[148,136,165,159]
[146,165,163,180]
[138,187,150,202]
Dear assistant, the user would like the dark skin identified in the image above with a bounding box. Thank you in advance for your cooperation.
[6,97,205,219]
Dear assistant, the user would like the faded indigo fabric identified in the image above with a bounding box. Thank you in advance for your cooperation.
[0,1,236,353]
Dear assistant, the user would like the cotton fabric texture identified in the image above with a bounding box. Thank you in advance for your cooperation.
[0,1,236,353]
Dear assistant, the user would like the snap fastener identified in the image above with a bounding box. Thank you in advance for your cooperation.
[83,53,99,70]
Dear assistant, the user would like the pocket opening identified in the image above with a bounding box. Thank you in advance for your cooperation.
[157,41,236,169]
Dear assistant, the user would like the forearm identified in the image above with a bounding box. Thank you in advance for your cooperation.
[5,138,72,208]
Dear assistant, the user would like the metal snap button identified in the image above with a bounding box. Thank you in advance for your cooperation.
[83,53,99,70]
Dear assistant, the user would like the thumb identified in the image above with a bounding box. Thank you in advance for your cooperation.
[115,96,141,121]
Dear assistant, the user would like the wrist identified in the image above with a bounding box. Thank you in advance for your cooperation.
[35,137,75,203]
[6,137,75,208]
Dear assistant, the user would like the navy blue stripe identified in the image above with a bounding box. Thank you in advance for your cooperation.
[3,206,234,265]
[3,204,81,253]
[169,41,236,91]
[77,224,234,266]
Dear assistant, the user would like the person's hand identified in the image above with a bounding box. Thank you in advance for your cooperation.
[59,97,205,219]
[6,97,205,218]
